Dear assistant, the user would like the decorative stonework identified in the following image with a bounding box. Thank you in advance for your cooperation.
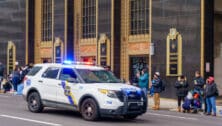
[79,45,97,56]
[128,42,150,55]
[34,0,42,63]
[40,47,53,58]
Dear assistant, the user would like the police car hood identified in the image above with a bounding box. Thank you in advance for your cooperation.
[92,83,141,91]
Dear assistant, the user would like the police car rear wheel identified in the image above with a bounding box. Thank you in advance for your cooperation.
[81,98,99,121]
[27,92,43,113]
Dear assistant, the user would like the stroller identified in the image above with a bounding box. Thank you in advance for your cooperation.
[182,90,202,113]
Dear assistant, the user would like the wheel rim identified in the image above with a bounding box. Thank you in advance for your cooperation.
[83,102,95,118]
[29,96,38,109]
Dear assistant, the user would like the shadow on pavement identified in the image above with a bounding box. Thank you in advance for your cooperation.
[42,109,82,118]
[40,108,151,123]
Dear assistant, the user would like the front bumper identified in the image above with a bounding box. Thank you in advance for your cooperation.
[100,98,147,116]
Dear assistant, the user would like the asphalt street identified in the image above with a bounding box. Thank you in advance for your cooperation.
[0,94,221,126]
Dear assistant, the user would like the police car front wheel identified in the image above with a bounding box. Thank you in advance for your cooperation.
[27,92,44,113]
[81,98,99,121]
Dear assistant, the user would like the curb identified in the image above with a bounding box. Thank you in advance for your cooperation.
[148,97,222,117]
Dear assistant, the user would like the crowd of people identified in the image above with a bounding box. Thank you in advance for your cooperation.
[136,69,219,116]
[0,63,33,93]
[175,71,219,116]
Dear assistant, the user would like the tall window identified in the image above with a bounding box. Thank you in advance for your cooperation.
[130,0,149,35]
[41,0,52,41]
[82,0,96,38]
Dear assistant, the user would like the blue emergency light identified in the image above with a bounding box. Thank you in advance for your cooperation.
[63,60,73,65]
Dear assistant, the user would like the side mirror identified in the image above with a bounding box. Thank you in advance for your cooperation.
[67,78,78,83]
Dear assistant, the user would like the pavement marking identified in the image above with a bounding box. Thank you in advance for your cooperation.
[0,115,62,126]
[146,112,198,121]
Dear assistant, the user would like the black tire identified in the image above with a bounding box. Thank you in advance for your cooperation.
[27,92,44,113]
[123,115,138,120]
[80,98,99,121]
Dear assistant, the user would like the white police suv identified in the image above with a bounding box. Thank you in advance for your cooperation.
[22,62,147,121]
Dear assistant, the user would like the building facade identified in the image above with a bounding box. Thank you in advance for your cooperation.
[25,0,221,97]
[0,0,26,74]
[27,0,74,64]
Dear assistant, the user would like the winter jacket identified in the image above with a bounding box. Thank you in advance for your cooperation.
[138,73,149,89]
[152,78,162,93]
[175,80,189,97]
[205,83,218,98]
[193,77,205,91]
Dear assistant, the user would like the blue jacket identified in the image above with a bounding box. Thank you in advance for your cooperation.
[138,73,149,89]
[152,78,162,93]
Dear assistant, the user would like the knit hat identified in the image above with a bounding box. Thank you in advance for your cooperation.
[155,72,160,76]
[208,76,214,84]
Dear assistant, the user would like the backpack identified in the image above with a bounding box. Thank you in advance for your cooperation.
[160,79,166,91]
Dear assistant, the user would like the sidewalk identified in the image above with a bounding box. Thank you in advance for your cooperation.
[148,96,222,116]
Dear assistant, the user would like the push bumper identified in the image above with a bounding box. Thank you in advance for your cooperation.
[100,101,147,116]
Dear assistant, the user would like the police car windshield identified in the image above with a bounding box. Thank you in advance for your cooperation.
[76,69,121,83]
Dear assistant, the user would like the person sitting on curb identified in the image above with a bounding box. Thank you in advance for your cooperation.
[152,72,162,110]
[175,75,189,112]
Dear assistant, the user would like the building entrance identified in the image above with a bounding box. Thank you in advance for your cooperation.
[129,55,149,85]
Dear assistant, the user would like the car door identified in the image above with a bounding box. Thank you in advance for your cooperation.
[40,67,60,104]
[57,67,79,107]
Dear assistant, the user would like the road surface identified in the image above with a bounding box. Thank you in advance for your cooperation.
[0,94,221,126]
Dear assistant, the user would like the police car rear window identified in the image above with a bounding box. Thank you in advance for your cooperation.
[27,66,42,76]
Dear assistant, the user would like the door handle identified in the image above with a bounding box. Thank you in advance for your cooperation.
[58,83,62,86]
[38,80,43,83]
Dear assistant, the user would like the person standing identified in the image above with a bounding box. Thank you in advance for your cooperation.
[175,75,189,112]
[193,71,205,111]
[0,62,5,90]
[137,68,149,97]
[12,67,21,92]
[152,72,162,110]
[205,77,219,116]
[193,71,205,91]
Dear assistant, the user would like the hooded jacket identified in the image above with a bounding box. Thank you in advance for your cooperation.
[138,73,149,89]
[152,77,162,93]
[193,77,205,91]
[205,82,218,98]
[175,80,189,97]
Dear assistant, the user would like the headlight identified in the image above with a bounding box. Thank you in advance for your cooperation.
[98,89,118,98]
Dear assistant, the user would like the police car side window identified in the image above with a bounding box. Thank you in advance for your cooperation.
[42,67,60,79]
[59,68,77,81]
[27,66,42,76]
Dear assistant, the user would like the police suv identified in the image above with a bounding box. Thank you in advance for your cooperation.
[22,62,147,121]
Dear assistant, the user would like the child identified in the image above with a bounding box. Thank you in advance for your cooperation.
[182,91,193,113]
[192,91,202,113]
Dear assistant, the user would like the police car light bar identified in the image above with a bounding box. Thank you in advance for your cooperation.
[63,60,94,65]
